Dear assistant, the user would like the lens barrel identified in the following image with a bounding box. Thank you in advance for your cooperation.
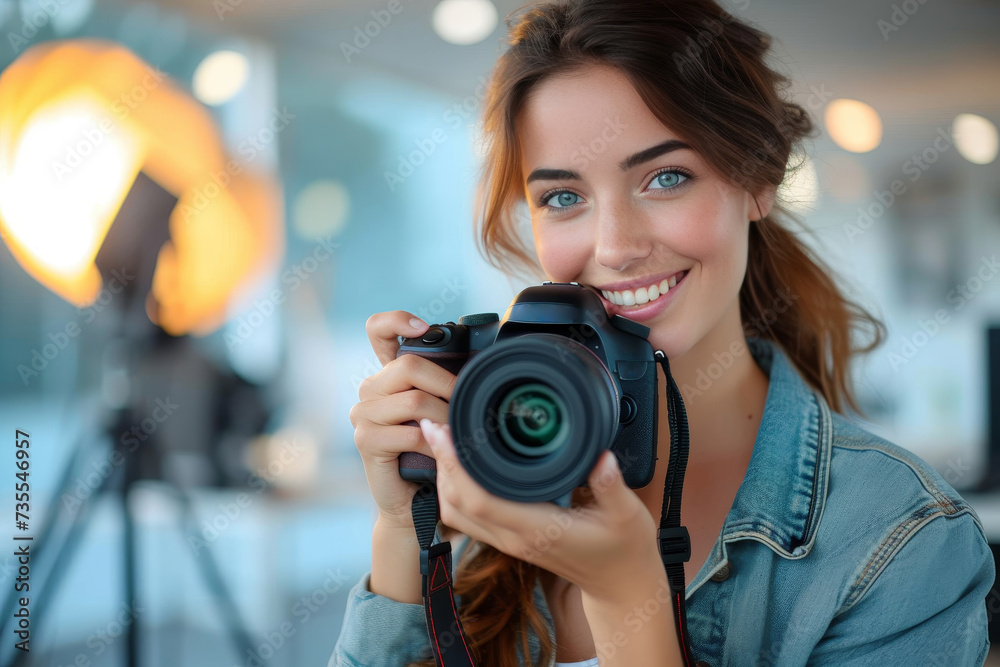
[448,333,620,502]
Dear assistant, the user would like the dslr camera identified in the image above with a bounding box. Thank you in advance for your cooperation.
[397,282,660,503]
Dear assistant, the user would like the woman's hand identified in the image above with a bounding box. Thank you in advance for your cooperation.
[419,417,666,606]
[349,311,459,530]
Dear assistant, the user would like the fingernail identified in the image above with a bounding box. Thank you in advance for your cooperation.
[606,452,619,472]
[419,418,438,443]
[409,318,428,331]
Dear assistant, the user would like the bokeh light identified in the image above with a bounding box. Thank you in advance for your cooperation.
[432,0,498,45]
[193,50,249,106]
[824,98,883,153]
[952,113,999,165]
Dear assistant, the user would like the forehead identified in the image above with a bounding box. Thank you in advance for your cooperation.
[517,65,680,170]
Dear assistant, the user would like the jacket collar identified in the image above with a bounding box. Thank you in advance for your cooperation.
[717,337,832,558]
[687,337,833,597]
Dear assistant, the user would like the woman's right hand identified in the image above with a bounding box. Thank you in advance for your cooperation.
[349,310,458,531]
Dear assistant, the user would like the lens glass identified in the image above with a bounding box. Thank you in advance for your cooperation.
[497,382,568,457]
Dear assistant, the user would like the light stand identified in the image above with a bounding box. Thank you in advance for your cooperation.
[0,172,257,667]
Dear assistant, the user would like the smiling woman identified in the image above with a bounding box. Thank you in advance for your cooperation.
[331,0,995,666]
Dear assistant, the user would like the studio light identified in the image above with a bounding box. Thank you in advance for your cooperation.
[0,39,283,336]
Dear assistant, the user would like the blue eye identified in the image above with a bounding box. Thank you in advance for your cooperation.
[649,169,690,190]
[542,191,582,208]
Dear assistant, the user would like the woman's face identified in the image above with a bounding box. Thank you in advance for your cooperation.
[517,64,773,358]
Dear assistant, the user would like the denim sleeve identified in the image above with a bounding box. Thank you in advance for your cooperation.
[809,509,995,666]
[328,572,433,667]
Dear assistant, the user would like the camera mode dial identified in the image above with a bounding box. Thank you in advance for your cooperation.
[458,313,499,326]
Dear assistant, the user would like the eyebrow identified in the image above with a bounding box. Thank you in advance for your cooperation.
[525,139,693,185]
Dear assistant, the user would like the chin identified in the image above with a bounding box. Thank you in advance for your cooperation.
[645,327,693,361]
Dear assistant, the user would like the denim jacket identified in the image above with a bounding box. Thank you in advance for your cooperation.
[331,337,995,666]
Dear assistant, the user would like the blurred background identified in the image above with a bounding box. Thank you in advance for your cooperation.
[0,0,998,664]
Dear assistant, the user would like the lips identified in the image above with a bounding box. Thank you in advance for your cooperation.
[591,269,689,321]
[598,270,686,307]
[594,269,689,296]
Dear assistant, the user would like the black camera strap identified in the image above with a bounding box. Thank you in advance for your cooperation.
[412,483,476,666]
[410,350,695,666]
[653,350,696,665]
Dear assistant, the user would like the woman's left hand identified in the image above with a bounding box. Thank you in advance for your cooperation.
[420,417,666,605]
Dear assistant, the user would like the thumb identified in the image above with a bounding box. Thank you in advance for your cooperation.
[588,450,627,507]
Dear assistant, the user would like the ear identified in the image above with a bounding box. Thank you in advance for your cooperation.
[748,185,776,221]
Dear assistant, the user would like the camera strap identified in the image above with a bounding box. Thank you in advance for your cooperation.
[410,350,695,666]
[653,350,696,665]
[412,483,476,666]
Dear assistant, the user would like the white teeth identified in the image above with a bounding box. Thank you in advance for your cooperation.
[601,272,685,308]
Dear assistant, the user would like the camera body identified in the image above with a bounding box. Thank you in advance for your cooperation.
[397,281,660,502]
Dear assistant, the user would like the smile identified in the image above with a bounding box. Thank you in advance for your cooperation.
[599,270,688,306]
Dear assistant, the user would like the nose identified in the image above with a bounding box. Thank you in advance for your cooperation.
[592,200,653,272]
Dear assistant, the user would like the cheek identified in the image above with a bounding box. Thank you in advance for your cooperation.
[533,225,592,281]
[662,195,743,267]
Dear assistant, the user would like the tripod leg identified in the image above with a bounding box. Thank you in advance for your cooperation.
[166,483,257,665]
[122,420,140,667]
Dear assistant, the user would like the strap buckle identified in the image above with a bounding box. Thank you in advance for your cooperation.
[419,541,452,575]
[658,526,691,564]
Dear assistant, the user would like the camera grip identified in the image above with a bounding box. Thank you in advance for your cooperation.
[395,344,464,485]
[398,419,438,483]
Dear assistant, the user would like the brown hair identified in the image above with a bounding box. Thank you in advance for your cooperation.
[412,1,885,664]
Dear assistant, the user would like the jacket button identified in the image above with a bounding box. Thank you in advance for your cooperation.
[710,561,732,582]
[695,662,711,667]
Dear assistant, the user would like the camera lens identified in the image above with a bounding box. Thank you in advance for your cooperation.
[497,383,568,457]
[448,333,620,502]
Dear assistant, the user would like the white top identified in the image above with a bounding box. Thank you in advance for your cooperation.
[554,659,600,667]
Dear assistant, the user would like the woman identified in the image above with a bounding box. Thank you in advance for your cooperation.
[334,0,994,665]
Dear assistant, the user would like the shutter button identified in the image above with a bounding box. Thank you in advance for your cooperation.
[710,561,732,582]
[421,328,446,345]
